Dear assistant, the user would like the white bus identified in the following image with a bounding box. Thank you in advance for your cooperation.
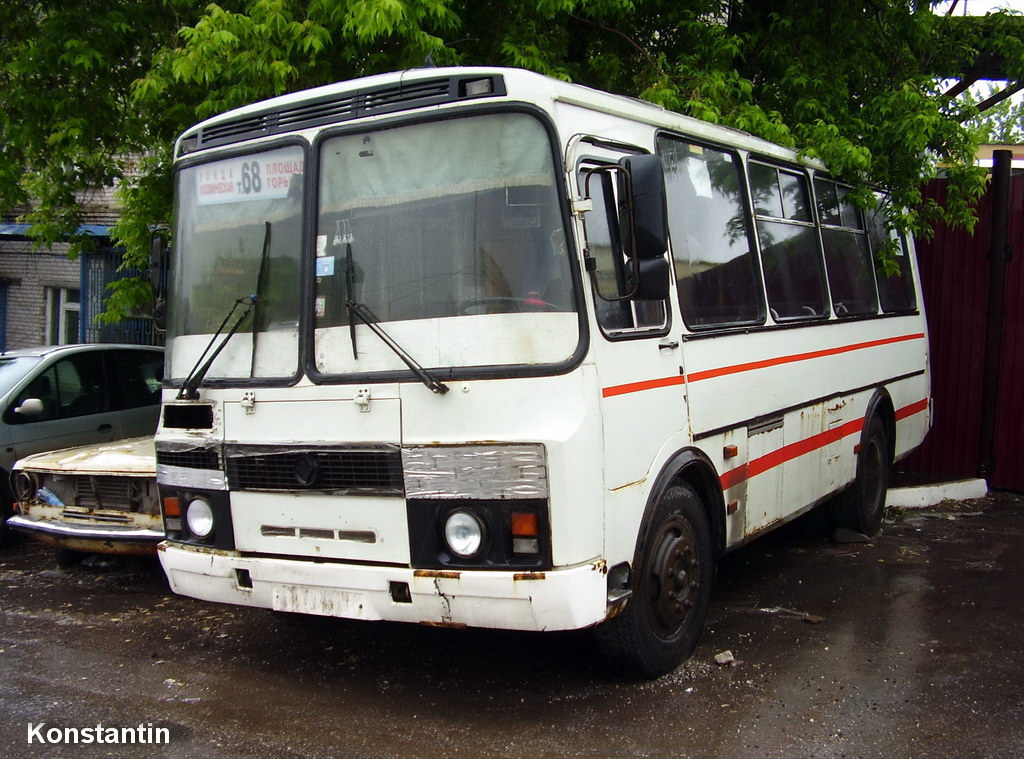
[155,67,930,678]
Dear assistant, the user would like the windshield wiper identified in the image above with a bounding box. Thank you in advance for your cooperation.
[346,300,450,395]
[342,231,448,395]
[176,294,258,400]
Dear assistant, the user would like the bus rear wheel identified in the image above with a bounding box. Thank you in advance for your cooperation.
[832,415,890,537]
[595,483,713,679]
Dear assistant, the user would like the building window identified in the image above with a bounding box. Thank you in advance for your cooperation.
[46,287,80,345]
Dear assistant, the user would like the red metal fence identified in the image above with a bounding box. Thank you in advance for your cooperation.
[900,172,1024,490]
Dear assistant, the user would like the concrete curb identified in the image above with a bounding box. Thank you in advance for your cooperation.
[886,478,989,509]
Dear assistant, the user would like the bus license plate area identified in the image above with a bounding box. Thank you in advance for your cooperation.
[271,583,367,618]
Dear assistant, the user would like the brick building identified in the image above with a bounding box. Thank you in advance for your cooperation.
[0,184,157,351]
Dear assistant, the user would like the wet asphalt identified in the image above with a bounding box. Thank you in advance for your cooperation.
[0,493,1021,758]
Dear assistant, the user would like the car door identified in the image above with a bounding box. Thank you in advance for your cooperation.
[4,350,122,461]
[107,348,163,437]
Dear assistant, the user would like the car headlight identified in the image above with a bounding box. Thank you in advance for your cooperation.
[443,511,484,558]
[13,470,38,502]
[185,497,214,538]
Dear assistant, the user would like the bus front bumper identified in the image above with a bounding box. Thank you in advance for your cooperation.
[158,542,612,632]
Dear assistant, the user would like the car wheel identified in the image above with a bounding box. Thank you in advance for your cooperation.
[0,474,15,548]
[55,547,86,569]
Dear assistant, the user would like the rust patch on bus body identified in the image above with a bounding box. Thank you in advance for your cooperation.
[610,477,647,492]
[513,572,545,581]
[419,620,468,629]
[413,569,461,580]
[605,598,629,620]
[744,516,784,541]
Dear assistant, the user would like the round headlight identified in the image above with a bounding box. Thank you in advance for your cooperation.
[185,498,214,538]
[444,511,484,558]
[13,471,38,502]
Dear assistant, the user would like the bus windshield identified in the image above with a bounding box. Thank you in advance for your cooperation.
[169,145,305,381]
[313,112,578,376]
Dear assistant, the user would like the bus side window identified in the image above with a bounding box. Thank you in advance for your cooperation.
[815,177,879,317]
[867,198,917,313]
[579,165,666,333]
[657,137,764,329]
[749,161,828,321]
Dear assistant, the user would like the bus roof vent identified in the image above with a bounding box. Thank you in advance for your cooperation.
[182,74,507,156]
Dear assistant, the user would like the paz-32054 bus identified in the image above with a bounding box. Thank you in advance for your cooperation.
[154,67,930,678]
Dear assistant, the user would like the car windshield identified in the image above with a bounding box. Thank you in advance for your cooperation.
[0,357,40,398]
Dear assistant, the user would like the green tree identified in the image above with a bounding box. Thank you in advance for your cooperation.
[3,1,1023,320]
[963,84,1024,142]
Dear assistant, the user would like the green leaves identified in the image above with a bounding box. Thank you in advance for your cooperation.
[2,0,1020,323]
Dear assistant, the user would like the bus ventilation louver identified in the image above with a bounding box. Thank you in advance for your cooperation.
[183,75,505,154]
[223,445,403,495]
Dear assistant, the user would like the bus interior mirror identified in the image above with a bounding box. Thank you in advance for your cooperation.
[634,257,671,301]
[619,154,669,259]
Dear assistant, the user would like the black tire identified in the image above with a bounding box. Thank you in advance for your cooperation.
[0,473,15,548]
[55,547,86,569]
[594,483,714,679]
[832,415,890,537]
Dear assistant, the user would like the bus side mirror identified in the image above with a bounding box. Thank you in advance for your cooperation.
[149,230,168,332]
[149,233,166,295]
[619,154,669,259]
[635,257,671,301]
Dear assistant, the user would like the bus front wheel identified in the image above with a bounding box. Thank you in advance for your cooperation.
[595,483,713,679]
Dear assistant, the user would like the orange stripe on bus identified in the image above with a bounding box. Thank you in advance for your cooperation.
[720,417,865,490]
[602,375,685,398]
[601,333,925,398]
[718,397,929,491]
[895,398,929,420]
[688,333,925,384]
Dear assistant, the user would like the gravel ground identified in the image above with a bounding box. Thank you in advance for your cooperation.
[1,492,1021,758]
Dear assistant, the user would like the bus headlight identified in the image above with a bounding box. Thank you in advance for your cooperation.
[443,510,485,558]
[185,497,215,538]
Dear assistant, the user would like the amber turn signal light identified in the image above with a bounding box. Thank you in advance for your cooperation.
[162,496,181,517]
[511,511,539,537]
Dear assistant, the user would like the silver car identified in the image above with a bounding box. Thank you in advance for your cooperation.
[0,344,163,543]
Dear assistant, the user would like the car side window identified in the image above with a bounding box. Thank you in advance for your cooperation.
[54,352,109,418]
[110,351,164,410]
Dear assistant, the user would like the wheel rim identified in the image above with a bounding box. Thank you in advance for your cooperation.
[647,515,700,638]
